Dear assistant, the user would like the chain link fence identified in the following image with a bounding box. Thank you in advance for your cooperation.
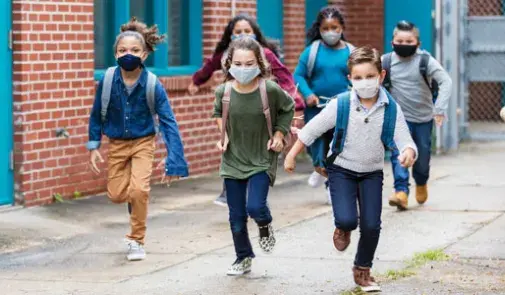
[463,0,505,139]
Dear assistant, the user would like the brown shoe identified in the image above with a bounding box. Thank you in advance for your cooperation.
[333,228,351,251]
[415,185,428,204]
[352,266,381,292]
[388,191,408,210]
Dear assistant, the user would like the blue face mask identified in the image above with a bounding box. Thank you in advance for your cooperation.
[229,65,261,85]
[117,54,143,71]
[231,33,257,41]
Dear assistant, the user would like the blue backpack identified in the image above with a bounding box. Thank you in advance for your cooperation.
[325,90,398,166]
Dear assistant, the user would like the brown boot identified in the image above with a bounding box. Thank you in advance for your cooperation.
[352,266,381,292]
[388,191,408,210]
[333,228,351,251]
[415,185,428,204]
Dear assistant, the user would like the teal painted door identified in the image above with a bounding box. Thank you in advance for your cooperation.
[257,0,283,58]
[384,0,435,54]
[305,0,327,33]
[0,0,13,205]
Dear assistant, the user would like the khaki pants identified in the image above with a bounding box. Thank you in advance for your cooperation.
[107,135,155,245]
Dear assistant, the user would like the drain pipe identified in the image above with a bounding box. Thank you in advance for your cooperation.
[434,0,443,154]
[231,0,236,17]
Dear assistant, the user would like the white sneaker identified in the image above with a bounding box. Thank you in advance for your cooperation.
[126,239,146,261]
[227,257,252,276]
[308,171,325,188]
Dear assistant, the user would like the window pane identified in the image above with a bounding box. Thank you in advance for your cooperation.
[94,0,114,69]
[130,0,154,67]
[168,0,189,66]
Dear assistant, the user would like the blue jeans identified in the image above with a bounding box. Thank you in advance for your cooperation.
[306,129,333,168]
[391,120,433,195]
[225,172,272,260]
[327,164,383,268]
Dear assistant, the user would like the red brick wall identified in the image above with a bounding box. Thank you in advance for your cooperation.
[12,0,386,206]
[328,0,384,53]
[12,0,96,206]
[283,0,306,72]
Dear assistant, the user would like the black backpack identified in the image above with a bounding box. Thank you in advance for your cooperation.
[382,52,439,102]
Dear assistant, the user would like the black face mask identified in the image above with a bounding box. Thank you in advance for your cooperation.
[393,44,418,57]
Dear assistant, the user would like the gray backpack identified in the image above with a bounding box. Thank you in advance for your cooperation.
[306,40,356,79]
[100,66,159,130]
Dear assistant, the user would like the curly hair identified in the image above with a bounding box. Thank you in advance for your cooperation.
[306,6,347,45]
[214,14,280,58]
[114,17,165,53]
[222,37,271,82]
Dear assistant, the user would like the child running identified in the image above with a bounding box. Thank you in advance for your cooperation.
[213,37,294,275]
[293,6,355,204]
[285,46,417,292]
[189,13,304,207]
[383,21,452,210]
[87,18,188,261]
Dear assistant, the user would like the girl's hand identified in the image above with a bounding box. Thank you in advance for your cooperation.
[284,155,296,173]
[156,159,181,187]
[89,150,104,175]
[306,94,319,107]
[268,134,285,153]
[216,138,228,153]
[434,114,444,127]
[188,82,199,95]
[399,148,416,168]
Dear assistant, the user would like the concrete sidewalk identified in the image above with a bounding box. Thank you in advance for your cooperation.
[1,141,505,294]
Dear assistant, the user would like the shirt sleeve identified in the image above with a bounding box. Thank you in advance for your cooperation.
[86,79,104,150]
[264,49,305,111]
[293,46,315,99]
[268,81,295,136]
[212,84,225,118]
[393,103,418,160]
[428,56,453,116]
[155,81,189,177]
[191,52,224,86]
[298,98,338,146]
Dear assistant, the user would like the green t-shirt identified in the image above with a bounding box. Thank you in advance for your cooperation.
[213,79,295,185]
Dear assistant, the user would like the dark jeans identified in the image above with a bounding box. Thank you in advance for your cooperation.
[225,172,272,260]
[391,120,433,195]
[327,164,383,268]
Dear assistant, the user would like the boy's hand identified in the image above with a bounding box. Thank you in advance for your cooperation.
[399,148,416,168]
[315,166,328,178]
[89,150,104,175]
[284,155,296,173]
[434,114,444,127]
[156,159,181,187]
[306,94,319,107]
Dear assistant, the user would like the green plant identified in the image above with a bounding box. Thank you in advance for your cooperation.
[73,191,82,199]
[53,193,64,203]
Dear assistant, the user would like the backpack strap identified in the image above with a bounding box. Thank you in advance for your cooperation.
[419,53,431,91]
[100,66,116,122]
[146,71,158,132]
[306,40,321,79]
[220,82,233,146]
[381,91,398,151]
[259,79,273,140]
[325,92,351,166]
[345,42,356,53]
[381,53,393,92]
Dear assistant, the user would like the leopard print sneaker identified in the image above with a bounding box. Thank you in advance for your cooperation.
[258,223,276,253]
[226,257,252,276]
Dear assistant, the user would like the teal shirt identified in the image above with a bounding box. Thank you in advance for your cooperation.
[294,42,352,121]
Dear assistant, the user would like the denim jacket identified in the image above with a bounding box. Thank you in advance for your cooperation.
[86,68,189,177]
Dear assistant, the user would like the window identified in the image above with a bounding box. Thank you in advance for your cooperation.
[93,0,202,79]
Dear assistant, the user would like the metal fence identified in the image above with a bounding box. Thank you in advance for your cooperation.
[460,0,505,141]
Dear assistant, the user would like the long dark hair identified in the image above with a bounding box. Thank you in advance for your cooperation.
[214,14,280,57]
[306,6,347,45]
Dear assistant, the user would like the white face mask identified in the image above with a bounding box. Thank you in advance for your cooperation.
[229,65,261,85]
[321,31,342,46]
[352,77,380,99]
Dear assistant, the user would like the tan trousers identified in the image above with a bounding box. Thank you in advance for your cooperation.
[107,135,155,245]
